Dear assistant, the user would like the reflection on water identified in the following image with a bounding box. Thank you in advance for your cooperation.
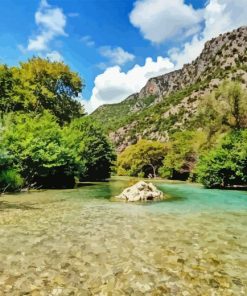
[0,178,246,295]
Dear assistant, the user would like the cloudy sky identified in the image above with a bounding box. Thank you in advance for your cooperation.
[1,0,247,113]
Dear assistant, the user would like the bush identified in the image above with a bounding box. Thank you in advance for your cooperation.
[196,130,247,188]
[0,149,23,192]
[1,112,78,189]
[0,112,116,190]
[0,169,24,192]
[63,117,115,181]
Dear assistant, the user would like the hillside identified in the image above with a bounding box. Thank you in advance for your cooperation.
[92,26,247,152]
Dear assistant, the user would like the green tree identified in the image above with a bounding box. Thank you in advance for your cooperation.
[197,81,247,138]
[216,81,247,129]
[0,58,85,123]
[117,140,166,177]
[159,131,207,180]
[196,130,247,188]
[63,117,115,180]
[1,112,78,189]
[0,64,15,114]
[0,149,23,192]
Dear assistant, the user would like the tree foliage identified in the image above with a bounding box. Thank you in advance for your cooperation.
[0,112,115,190]
[63,117,116,181]
[196,130,247,188]
[0,58,117,191]
[0,58,85,123]
[0,64,15,113]
[197,81,247,137]
[117,140,167,177]
[1,112,77,188]
[159,131,207,180]
[0,148,23,192]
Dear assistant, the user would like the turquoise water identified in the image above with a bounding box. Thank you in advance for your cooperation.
[0,178,246,295]
[154,183,247,213]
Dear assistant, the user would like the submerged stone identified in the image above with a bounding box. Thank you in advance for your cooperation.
[115,181,166,202]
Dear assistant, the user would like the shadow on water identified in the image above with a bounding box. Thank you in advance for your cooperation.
[0,201,40,211]
[76,182,99,188]
[138,195,187,207]
[162,194,187,202]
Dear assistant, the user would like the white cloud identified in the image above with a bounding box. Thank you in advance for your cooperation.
[84,56,174,113]
[99,46,135,66]
[46,50,63,62]
[129,0,247,67]
[27,0,66,52]
[169,0,247,67]
[81,35,95,47]
[85,0,247,114]
[129,0,203,43]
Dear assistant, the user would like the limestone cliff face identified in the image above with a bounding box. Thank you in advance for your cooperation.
[92,27,247,152]
[134,26,247,108]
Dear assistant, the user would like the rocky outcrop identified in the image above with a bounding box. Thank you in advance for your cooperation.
[116,181,165,202]
[136,26,247,103]
[92,26,247,152]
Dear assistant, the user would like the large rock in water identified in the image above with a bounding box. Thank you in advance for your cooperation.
[116,181,165,202]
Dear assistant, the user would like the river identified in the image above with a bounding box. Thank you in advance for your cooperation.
[0,177,246,295]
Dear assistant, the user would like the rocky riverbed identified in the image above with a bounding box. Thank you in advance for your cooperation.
[0,179,246,295]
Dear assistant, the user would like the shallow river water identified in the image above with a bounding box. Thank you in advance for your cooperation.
[0,178,247,296]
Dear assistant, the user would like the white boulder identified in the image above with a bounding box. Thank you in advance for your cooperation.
[116,181,165,202]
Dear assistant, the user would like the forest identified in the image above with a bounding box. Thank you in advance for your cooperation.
[117,81,247,188]
[0,58,246,192]
[0,58,115,192]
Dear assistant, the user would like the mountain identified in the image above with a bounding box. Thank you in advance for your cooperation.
[92,26,247,152]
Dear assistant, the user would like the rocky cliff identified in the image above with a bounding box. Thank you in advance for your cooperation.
[92,27,247,152]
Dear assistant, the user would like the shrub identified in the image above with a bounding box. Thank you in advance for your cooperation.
[0,169,24,192]
[63,117,116,181]
[1,112,78,189]
[196,130,247,188]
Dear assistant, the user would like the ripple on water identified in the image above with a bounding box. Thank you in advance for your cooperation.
[0,179,246,295]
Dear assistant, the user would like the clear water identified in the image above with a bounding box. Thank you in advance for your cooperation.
[154,182,247,213]
[0,178,246,295]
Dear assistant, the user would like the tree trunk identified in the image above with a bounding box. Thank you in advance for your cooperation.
[149,164,156,178]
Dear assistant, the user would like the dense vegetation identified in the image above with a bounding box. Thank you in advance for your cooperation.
[117,140,167,178]
[0,56,246,191]
[0,58,115,192]
[197,130,247,188]
[92,45,247,140]
[91,28,247,189]
[117,81,247,188]
[0,58,85,123]
[158,131,207,180]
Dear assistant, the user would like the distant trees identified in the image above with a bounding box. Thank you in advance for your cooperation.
[197,81,247,137]
[117,140,167,177]
[158,131,207,180]
[116,81,247,189]
[215,81,247,129]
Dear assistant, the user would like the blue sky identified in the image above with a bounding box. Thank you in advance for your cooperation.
[0,0,246,112]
